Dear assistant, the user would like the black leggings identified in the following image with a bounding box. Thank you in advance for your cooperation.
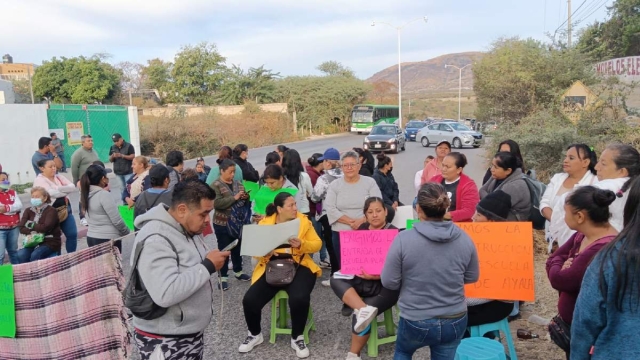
[87,236,122,253]
[318,215,339,275]
[467,301,514,327]
[243,266,316,338]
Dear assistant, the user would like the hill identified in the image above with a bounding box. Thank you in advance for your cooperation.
[367,51,484,94]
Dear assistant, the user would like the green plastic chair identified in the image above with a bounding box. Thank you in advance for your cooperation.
[366,307,398,357]
[269,290,316,344]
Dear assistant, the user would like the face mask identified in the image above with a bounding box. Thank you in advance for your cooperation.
[0,181,10,191]
[31,198,43,207]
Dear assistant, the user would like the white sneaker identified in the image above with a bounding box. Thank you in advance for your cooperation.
[353,305,378,333]
[80,218,88,227]
[321,279,330,287]
[228,259,233,270]
[346,352,362,360]
[291,335,310,358]
[238,332,263,353]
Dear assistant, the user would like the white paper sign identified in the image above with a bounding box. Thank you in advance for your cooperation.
[391,205,416,229]
[240,218,301,257]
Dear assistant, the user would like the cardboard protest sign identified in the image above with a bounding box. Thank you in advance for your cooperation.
[0,265,16,338]
[118,205,135,231]
[340,229,399,275]
[458,222,535,301]
[253,187,298,215]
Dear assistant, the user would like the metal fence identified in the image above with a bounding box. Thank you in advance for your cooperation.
[47,105,131,165]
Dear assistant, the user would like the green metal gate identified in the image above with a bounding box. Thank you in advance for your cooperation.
[47,105,131,165]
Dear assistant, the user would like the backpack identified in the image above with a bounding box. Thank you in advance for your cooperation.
[228,199,251,239]
[123,233,179,320]
[521,174,547,230]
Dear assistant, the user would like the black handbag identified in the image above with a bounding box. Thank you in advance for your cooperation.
[123,234,179,320]
[548,314,571,352]
[266,253,303,287]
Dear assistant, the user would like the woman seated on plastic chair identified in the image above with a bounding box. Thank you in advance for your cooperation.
[330,196,400,360]
[239,192,322,359]
[17,186,61,263]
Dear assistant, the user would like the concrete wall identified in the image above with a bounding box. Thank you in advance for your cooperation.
[0,79,15,104]
[141,103,288,117]
[127,106,141,156]
[0,104,49,184]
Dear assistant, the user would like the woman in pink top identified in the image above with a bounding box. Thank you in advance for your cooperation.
[33,158,79,253]
[420,140,451,185]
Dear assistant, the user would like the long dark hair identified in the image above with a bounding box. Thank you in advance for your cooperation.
[599,177,640,311]
[217,146,233,165]
[607,143,640,197]
[308,153,323,168]
[282,149,304,187]
[265,192,294,217]
[265,151,280,166]
[498,139,525,171]
[565,186,616,225]
[493,152,519,173]
[80,165,107,212]
[354,147,375,174]
[376,153,392,169]
[567,143,598,175]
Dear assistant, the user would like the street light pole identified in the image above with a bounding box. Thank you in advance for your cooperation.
[444,63,471,121]
[372,17,427,130]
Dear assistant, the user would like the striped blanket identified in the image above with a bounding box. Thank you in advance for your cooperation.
[0,242,131,360]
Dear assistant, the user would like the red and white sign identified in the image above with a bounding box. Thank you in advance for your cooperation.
[594,56,640,83]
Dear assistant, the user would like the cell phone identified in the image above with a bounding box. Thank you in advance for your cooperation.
[221,239,239,252]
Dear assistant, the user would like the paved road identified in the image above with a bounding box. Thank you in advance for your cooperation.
[28,133,489,359]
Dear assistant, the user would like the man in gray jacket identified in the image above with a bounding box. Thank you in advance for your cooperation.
[131,180,230,360]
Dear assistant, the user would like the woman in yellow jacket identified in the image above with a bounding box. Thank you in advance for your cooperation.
[239,192,321,359]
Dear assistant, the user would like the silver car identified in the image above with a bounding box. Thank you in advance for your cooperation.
[417,121,484,149]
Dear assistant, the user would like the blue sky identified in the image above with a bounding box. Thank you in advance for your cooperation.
[2,0,611,79]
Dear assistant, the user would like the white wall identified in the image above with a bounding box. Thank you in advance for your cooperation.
[0,105,49,184]
[0,80,15,104]
[127,106,141,156]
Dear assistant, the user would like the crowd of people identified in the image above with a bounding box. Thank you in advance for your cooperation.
[2,132,640,360]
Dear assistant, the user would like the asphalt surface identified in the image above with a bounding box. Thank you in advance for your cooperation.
[23,133,490,360]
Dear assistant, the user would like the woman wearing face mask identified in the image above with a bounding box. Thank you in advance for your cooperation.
[33,159,79,253]
[211,159,251,291]
[540,144,598,251]
[17,187,61,263]
[429,152,479,222]
[593,143,640,232]
[133,164,173,221]
[372,153,401,222]
[330,197,400,360]
[123,155,151,207]
[0,172,22,264]
[80,165,130,253]
[238,192,321,359]
[479,152,532,221]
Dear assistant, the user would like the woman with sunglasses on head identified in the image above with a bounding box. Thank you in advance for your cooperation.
[330,197,400,360]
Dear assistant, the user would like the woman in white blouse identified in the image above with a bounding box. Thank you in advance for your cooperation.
[540,144,598,251]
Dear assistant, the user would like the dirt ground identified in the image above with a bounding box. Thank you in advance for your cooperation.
[503,231,567,360]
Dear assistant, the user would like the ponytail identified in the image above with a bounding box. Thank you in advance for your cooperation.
[265,192,294,217]
[80,165,107,213]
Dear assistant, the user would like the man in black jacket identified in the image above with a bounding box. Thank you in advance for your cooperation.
[232,144,259,182]
[109,133,135,192]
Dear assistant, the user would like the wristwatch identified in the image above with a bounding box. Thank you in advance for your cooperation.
[53,154,59,158]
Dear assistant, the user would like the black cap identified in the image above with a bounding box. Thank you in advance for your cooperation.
[112,133,123,142]
[476,190,512,221]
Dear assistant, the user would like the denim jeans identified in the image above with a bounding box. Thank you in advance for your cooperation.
[60,205,78,253]
[117,174,133,194]
[18,244,56,263]
[0,227,20,264]
[213,224,242,279]
[311,217,328,262]
[394,314,468,360]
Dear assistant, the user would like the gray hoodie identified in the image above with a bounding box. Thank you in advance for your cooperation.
[311,168,344,219]
[131,205,216,335]
[86,185,130,240]
[381,221,479,321]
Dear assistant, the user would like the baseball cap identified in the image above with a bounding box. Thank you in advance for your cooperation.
[318,148,340,161]
[92,160,113,173]
[436,140,452,149]
[112,133,123,142]
[196,157,205,162]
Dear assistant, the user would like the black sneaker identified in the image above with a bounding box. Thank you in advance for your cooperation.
[218,281,229,291]
[235,273,251,282]
[341,304,353,317]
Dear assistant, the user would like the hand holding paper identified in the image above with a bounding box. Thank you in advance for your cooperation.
[240,218,301,257]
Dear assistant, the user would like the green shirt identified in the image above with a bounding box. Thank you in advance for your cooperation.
[71,147,100,183]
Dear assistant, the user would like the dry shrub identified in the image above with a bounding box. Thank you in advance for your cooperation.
[533,230,548,256]
[139,111,302,159]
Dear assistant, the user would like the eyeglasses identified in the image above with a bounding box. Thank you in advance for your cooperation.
[341,163,360,169]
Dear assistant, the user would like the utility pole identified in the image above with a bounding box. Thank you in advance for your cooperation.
[567,0,572,47]
[27,65,34,104]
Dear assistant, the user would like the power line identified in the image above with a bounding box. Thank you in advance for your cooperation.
[554,0,589,33]
[575,0,609,24]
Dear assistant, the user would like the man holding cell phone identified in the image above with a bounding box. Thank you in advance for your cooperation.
[130,180,230,360]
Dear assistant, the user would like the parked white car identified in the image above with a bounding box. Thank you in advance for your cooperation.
[417,121,484,148]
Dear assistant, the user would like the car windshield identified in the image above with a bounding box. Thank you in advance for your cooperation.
[406,122,425,129]
[449,123,471,131]
[371,126,395,135]
[352,111,373,123]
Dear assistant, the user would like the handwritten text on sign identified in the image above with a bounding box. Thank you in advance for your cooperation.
[340,229,399,275]
[458,222,535,301]
[0,265,16,338]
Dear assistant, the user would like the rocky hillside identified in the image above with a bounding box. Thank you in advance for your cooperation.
[367,51,484,94]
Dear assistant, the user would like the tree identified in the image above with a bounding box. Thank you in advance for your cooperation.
[577,0,640,60]
[141,58,172,91]
[473,37,594,123]
[369,80,398,103]
[10,79,32,104]
[218,65,279,105]
[170,42,226,105]
[317,61,356,78]
[115,61,144,91]
[32,56,121,104]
